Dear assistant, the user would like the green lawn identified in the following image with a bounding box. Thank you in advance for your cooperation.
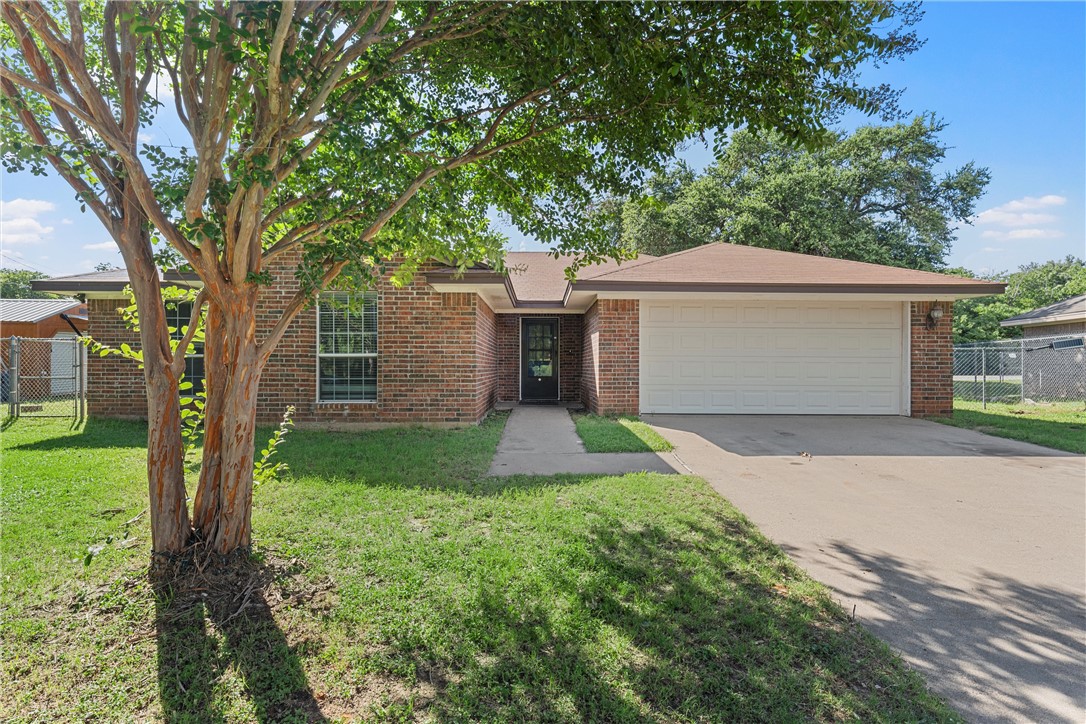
[1,416,958,722]
[572,414,674,453]
[935,400,1086,454]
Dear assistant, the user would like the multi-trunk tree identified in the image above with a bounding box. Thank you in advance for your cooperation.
[1,0,921,562]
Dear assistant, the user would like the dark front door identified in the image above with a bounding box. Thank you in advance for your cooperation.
[522,318,559,400]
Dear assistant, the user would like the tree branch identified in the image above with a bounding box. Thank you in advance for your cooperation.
[170,289,207,378]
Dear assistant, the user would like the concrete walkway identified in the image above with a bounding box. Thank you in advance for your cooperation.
[487,405,677,476]
[646,414,1086,724]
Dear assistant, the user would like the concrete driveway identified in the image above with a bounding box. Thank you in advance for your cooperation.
[645,414,1086,723]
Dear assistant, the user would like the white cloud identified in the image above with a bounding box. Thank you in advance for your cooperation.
[0,198,55,220]
[1,217,55,244]
[83,241,119,251]
[975,209,1057,227]
[138,132,155,144]
[974,194,1067,227]
[0,198,57,244]
[981,227,1066,241]
[1006,228,1064,240]
[981,246,1004,253]
[60,218,74,225]
[997,194,1065,212]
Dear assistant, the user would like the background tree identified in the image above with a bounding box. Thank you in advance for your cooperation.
[620,116,989,270]
[952,256,1086,342]
[0,1,922,561]
[0,268,52,298]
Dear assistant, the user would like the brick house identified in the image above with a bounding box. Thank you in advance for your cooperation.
[34,242,1003,425]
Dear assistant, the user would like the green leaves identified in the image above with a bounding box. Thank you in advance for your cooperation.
[953,257,1086,342]
[617,116,990,271]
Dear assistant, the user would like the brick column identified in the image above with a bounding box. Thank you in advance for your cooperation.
[581,299,639,415]
[910,301,954,417]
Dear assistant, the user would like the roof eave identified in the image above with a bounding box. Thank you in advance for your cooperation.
[31,274,203,295]
[572,281,1007,297]
[1000,313,1086,327]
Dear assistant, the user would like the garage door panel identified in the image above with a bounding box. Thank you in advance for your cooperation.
[640,300,904,415]
[743,305,769,324]
[710,305,738,323]
[678,333,705,352]
[645,304,674,323]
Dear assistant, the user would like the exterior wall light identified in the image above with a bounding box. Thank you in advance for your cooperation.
[926,304,945,330]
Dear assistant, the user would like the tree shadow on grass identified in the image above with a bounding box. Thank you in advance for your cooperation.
[8,417,147,450]
[154,557,327,723]
[428,509,949,722]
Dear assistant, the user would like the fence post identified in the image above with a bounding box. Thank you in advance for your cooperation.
[981,347,987,409]
[73,336,81,420]
[1020,339,1025,404]
[10,336,20,419]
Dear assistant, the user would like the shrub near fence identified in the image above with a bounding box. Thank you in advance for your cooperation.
[953,334,1085,406]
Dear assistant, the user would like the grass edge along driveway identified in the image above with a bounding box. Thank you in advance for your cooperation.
[934,400,1085,454]
[1,415,959,722]
[572,413,674,453]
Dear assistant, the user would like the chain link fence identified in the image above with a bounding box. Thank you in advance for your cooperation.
[2,336,86,421]
[953,333,1086,406]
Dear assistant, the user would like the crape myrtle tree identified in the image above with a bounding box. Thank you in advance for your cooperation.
[0,0,921,561]
[620,116,990,270]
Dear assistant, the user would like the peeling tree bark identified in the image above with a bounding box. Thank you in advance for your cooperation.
[114,207,191,557]
[192,292,263,554]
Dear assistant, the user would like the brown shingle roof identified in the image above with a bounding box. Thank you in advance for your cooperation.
[1000,294,1086,327]
[574,243,1006,295]
[503,252,655,303]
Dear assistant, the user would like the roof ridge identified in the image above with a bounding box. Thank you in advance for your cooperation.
[583,241,998,284]
[576,245,701,281]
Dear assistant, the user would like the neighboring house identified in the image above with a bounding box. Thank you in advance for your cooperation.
[0,297,88,400]
[33,242,1004,424]
[0,297,87,338]
[999,294,1086,402]
[999,294,1086,338]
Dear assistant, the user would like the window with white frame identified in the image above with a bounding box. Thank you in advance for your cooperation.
[165,300,204,393]
[317,291,378,402]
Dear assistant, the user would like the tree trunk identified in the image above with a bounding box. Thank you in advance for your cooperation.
[115,219,191,557]
[192,294,263,555]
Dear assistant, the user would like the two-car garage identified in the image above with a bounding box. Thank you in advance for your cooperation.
[639,299,907,415]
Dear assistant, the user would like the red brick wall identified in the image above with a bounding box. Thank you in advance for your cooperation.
[910,301,955,417]
[496,313,582,402]
[86,298,147,419]
[257,253,487,426]
[84,253,502,427]
[580,299,638,415]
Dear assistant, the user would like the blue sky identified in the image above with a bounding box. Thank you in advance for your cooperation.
[2,1,1083,278]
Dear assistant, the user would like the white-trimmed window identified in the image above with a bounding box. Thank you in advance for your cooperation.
[317,291,378,402]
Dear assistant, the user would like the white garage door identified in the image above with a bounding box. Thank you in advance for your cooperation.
[640,300,905,414]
